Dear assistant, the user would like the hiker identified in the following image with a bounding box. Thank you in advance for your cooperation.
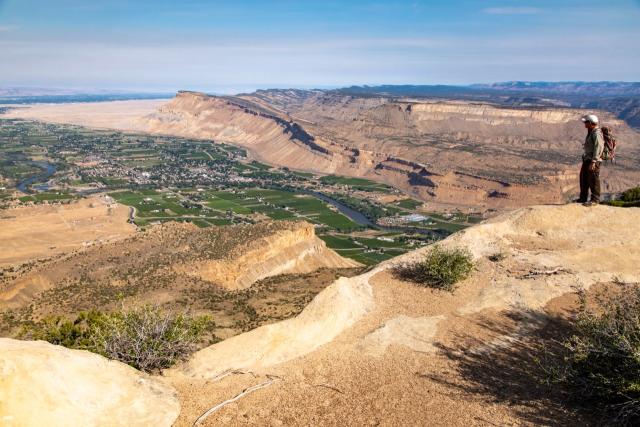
[579,114,604,206]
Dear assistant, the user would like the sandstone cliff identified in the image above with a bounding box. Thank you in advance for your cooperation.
[174,222,359,290]
[165,203,639,425]
[140,91,640,210]
[0,338,180,427]
[6,92,640,209]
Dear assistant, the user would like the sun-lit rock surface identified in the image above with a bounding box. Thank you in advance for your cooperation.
[0,338,180,427]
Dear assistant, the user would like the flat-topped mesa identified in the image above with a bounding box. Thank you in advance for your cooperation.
[407,101,583,124]
[146,91,336,162]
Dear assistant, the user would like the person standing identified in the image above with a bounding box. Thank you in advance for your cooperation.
[579,114,604,206]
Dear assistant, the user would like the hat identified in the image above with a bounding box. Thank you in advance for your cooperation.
[581,114,599,124]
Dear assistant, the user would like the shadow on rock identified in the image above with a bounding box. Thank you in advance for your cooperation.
[423,310,595,427]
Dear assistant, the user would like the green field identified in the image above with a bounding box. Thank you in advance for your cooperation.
[18,192,76,203]
[319,233,415,265]
[396,198,423,209]
[203,189,361,231]
[319,175,394,192]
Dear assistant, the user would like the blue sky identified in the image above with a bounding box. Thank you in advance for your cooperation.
[0,0,638,93]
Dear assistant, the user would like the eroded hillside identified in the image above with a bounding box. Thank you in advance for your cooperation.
[142,91,640,210]
[4,90,640,211]
[160,203,640,426]
[0,220,360,338]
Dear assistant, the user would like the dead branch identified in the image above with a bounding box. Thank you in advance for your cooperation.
[193,378,279,426]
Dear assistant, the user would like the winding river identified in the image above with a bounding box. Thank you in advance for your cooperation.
[305,190,443,236]
[16,161,56,193]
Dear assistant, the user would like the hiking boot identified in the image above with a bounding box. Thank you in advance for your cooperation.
[583,201,599,207]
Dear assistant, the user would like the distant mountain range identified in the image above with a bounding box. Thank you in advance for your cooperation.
[335,82,640,128]
[3,82,639,128]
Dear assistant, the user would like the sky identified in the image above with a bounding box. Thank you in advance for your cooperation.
[0,0,639,93]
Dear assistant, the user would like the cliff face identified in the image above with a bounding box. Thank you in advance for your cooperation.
[140,92,340,175]
[0,338,180,427]
[0,220,358,312]
[5,204,640,426]
[175,223,359,290]
[140,91,640,210]
[164,203,640,426]
[5,90,638,209]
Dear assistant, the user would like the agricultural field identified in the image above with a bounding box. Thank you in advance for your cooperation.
[319,174,394,192]
[0,118,477,265]
[319,233,419,265]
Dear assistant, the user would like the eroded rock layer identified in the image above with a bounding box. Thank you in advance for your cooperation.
[141,91,640,209]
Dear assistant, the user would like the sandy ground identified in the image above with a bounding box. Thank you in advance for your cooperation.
[0,195,135,268]
[163,204,640,426]
[168,270,587,427]
[1,99,167,131]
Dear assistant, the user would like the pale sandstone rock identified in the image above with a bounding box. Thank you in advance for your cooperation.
[167,270,377,379]
[0,338,180,427]
[173,204,639,377]
[175,224,360,290]
[362,315,446,356]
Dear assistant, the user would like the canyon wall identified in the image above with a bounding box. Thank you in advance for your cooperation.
[140,91,640,210]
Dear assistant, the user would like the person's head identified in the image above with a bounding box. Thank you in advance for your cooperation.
[581,114,599,130]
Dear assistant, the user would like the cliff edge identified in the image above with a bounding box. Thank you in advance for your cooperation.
[3,204,639,426]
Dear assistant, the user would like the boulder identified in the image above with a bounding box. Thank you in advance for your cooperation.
[0,338,180,427]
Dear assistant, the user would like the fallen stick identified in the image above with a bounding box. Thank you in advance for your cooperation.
[312,383,344,394]
[208,368,257,384]
[193,378,278,426]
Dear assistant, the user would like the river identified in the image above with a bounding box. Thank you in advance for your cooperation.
[16,161,56,193]
[304,190,445,236]
[305,190,376,227]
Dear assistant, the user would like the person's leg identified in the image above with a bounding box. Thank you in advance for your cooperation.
[579,161,589,202]
[589,162,601,203]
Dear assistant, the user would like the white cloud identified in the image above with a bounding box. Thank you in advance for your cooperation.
[482,7,542,15]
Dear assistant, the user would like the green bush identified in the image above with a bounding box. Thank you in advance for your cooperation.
[20,306,212,372]
[547,285,640,425]
[603,187,640,208]
[621,187,640,203]
[393,245,474,291]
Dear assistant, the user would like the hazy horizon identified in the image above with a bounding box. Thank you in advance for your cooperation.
[1,0,639,92]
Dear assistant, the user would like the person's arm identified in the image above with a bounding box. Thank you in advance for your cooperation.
[593,130,604,162]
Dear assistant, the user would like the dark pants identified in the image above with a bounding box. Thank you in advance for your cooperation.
[579,160,601,203]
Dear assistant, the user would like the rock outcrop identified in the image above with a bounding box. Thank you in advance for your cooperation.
[4,204,640,426]
[175,222,359,290]
[0,220,358,313]
[163,204,639,426]
[5,92,639,209]
[0,338,180,427]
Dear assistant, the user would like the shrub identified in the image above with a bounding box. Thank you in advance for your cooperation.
[21,310,106,350]
[604,187,640,208]
[547,285,640,425]
[393,245,474,291]
[95,306,211,372]
[20,306,212,372]
[621,187,640,203]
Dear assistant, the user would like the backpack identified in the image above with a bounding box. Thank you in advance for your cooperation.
[601,126,617,162]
